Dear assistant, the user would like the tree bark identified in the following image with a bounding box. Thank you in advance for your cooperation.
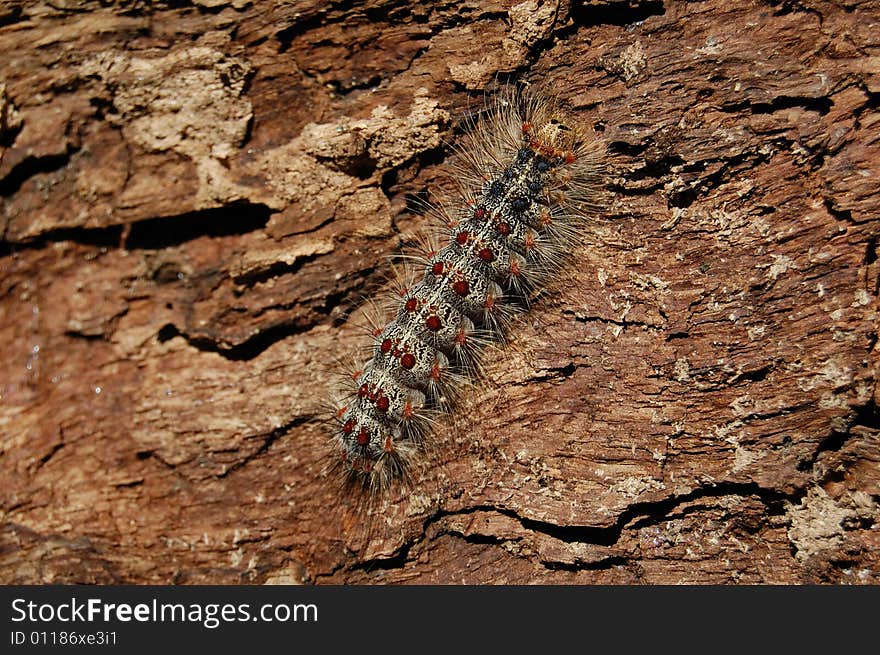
[1,0,878,584]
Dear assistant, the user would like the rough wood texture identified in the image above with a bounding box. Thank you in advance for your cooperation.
[1,0,878,584]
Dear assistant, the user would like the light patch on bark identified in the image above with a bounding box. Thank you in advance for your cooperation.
[786,487,854,562]
[81,41,253,208]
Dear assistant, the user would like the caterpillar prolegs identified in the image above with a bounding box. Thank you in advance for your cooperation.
[329,87,605,492]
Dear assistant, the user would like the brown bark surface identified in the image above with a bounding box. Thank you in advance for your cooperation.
[1,0,878,584]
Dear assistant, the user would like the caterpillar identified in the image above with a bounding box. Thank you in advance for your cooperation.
[328,85,605,493]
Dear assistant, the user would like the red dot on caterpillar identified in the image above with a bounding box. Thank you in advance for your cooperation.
[404,298,418,312]
[478,247,495,262]
[425,315,442,331]
[496,221,511,236]
[474,206,486,220]
[455,231,469,245]
[400,353,416,369]
[380,338,392,353]
[356,427,369,446]
[343,419,354,434]
[432,261,445,276]
[376,395,390,412]
[452,279,470,296]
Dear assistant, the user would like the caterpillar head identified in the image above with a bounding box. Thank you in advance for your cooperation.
[537,116,577,150]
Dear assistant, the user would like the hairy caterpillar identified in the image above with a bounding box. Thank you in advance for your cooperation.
[329,86,605,493]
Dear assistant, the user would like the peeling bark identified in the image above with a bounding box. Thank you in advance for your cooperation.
[1,0,878,584]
